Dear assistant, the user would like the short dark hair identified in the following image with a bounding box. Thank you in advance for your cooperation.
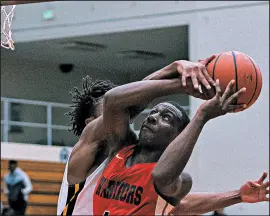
[167,101,190,133]
[8,160,18,165]
[67,76,117,136]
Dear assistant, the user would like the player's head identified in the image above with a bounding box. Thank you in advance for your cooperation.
[8,160,18,173]
[67,76,117,136]
[138,101,190,150]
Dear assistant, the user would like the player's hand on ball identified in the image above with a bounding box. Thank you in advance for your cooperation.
[176,55,216,90]
[197,79,247,121]
[240,172,269,203]
[181,79,215,100]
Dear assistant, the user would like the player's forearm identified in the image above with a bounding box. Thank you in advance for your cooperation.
[129,67,179,120]
[142,62,179,80]
[22,186,32,195]
[104,79,182,110]
[171,190,242,215]
[22,177,32,194]
[128,66,180,119]
[153,113,206,189]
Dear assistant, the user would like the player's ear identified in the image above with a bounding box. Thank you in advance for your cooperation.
[85,117,95,125]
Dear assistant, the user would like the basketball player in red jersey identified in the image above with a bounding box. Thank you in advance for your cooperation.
[58,57,216,215]
[66,57,216,185]
[59,58,269,215]
[92,75,248,215]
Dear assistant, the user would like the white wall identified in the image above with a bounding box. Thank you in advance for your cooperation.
[189,3,269,215]
[12,1,265,42]
[1,142,72,162]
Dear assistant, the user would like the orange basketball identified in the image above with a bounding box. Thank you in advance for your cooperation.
[206,51,262,112]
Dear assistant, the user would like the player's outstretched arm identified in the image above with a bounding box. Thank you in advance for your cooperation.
[152,80,247,199]
[170,172,269,215]
[129,55,216,120]
[143,55,216,92]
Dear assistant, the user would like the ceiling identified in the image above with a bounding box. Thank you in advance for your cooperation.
[1,25,189,84]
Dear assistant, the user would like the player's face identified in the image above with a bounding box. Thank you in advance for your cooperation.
[138,104,181,149]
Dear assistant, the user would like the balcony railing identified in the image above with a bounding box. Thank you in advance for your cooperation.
[1,97,189,146]
[1,97,71,146]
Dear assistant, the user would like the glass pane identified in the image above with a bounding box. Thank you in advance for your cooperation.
[1,125,4,141]
[1,101,4,120]
[52,107,71,126]
[10,103,47,124]
[52,129,77,147]
[8,126,47,145]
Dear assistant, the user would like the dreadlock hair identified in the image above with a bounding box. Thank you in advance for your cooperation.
[67,76,117,136]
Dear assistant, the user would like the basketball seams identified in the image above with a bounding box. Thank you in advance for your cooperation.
[231,51,238,105]
[212,53,223,81]
[245,55,258,108]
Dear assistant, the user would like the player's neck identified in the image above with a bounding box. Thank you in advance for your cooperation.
[131,145,163,165]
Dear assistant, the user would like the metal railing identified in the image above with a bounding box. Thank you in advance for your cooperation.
[1,97,189,146]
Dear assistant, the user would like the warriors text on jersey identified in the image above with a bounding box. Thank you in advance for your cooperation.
[93,145,176,215]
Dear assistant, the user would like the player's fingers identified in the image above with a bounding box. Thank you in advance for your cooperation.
[266,189,269,194]
[201,85,215,99]
[191,71,199,90]
[227,104,247,113]
[221,80,235,104]
[224,87,246,108]
[249,181,261,188]
[198,71,211,90]
[262,181,269,188]
[201,55,216,66]
[258,172,268,184]
[182,71,187,87]
[202,67,216,87]
[214,79,221,99]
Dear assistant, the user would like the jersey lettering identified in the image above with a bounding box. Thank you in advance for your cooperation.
[95,177,143,205]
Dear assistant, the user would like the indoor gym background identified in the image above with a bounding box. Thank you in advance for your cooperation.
[1,1,269,215]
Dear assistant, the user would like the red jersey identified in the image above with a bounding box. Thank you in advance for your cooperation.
[93,145,176,215]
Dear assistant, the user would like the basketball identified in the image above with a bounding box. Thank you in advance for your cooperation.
[207,51,262,112]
